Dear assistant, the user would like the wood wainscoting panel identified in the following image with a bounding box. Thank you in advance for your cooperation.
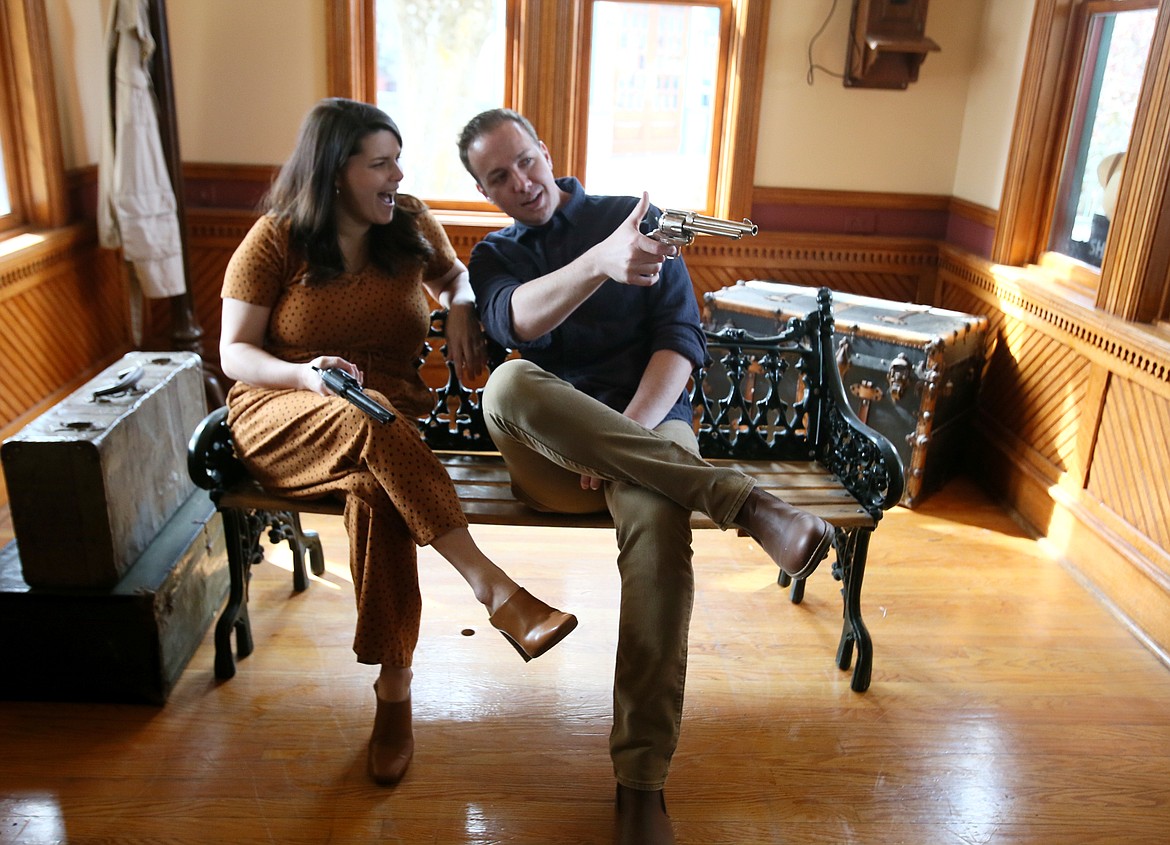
[649,231,937,304]
[750,187,951,239]
[0,226,130,504]
[937,246,1170,662]
[180,209,262,370]
[978,314,1089,480]
[445,224,939,306]
[186,211,261,352]
[1087,376,1170,553]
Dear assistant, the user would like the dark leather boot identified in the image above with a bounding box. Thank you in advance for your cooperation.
[734,487,834,579]
[614,784,675,845]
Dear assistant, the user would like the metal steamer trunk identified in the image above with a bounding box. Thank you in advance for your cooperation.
[0,352,228,703]
[704,281,988,508]
[3,352,208,588]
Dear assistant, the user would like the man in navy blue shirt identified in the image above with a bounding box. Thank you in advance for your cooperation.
[458,108,832,845]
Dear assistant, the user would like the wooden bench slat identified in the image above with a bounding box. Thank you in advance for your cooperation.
[456,499,873,530]
[440,456,873,521]
[456,503,617,529]
[451,482,863,505]
[221,485,345,516]
[442,456,847,486]
[218,454,877,530]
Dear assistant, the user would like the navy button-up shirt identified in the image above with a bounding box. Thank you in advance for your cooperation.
[468,177,707,425]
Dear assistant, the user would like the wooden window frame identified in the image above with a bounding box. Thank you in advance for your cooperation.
[0,8,22,234]
[325,0,767,220]
[995,0,1170,325]
[0,0,67,238]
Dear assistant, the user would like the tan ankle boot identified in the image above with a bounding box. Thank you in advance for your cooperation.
[368,685,413,786]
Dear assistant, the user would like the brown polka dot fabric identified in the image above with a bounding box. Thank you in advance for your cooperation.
[222,198,468,667]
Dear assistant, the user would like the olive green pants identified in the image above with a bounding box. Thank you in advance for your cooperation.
[482,359,756,789]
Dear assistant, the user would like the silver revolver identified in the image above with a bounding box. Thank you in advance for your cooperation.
[652,209,759,256]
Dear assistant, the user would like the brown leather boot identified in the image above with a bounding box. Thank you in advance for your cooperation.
[368,686,413,786]
[734,486,834,579]
[488,588,578,661]
[614,784,675,845]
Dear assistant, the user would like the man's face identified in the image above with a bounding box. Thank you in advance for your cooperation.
[467,121,563,227]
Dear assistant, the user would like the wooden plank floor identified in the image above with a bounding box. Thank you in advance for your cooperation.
[3,477,1170,844]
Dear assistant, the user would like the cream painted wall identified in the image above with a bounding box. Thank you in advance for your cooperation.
[46,0,1034,207]
[166,0,326,164]
[46,0,111,170]
[757,0,986,195]
[47,0,326,169]
[950,0,1035,209]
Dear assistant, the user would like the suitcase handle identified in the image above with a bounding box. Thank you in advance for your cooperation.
[91,364,144,399]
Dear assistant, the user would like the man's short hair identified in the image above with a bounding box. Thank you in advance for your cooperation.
[457,108,540,181]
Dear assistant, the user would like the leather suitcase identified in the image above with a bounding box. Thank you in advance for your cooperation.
[1,351,206,588]
[0,489,228,704]
[704,280,988,507]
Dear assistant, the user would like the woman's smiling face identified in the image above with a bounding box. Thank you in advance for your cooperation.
[335,129,403,229]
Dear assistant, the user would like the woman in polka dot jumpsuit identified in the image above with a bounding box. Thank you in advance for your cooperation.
[219,98,577,786]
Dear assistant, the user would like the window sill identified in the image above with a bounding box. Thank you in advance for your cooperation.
[0,224,95,295]
[0,230,50,261]
[433,208,512,231]
[987,258,1170,369]
[1033,252,1102,302]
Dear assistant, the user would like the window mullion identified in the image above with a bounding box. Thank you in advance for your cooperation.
[1096,1,1170,322]
[993,0,1078,268]
[716,0,763,220]
[326,0,373,101]
[513,0,584,178]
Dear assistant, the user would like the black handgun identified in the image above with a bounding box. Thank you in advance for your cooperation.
[312,366,396,424]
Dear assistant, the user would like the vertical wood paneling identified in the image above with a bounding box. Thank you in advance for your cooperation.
[981,317,1088,475]
[937,247,1170,664]
[133,211,259,367]
[0,230,127,427]
[1088,377,1170,550]
[185,235,236,356]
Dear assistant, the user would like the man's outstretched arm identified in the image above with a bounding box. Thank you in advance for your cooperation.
[508,193,677,342]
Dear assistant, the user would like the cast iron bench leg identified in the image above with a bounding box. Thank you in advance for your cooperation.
[265,511,325,592]
[214,506,258,680]
[835,528,873,692]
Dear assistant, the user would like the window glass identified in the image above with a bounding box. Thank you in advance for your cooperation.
[583,1,722,210]
[1,52,14,222]
[0,141,10,217]
[374,0,508,203]
[1048,7,1156,269]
